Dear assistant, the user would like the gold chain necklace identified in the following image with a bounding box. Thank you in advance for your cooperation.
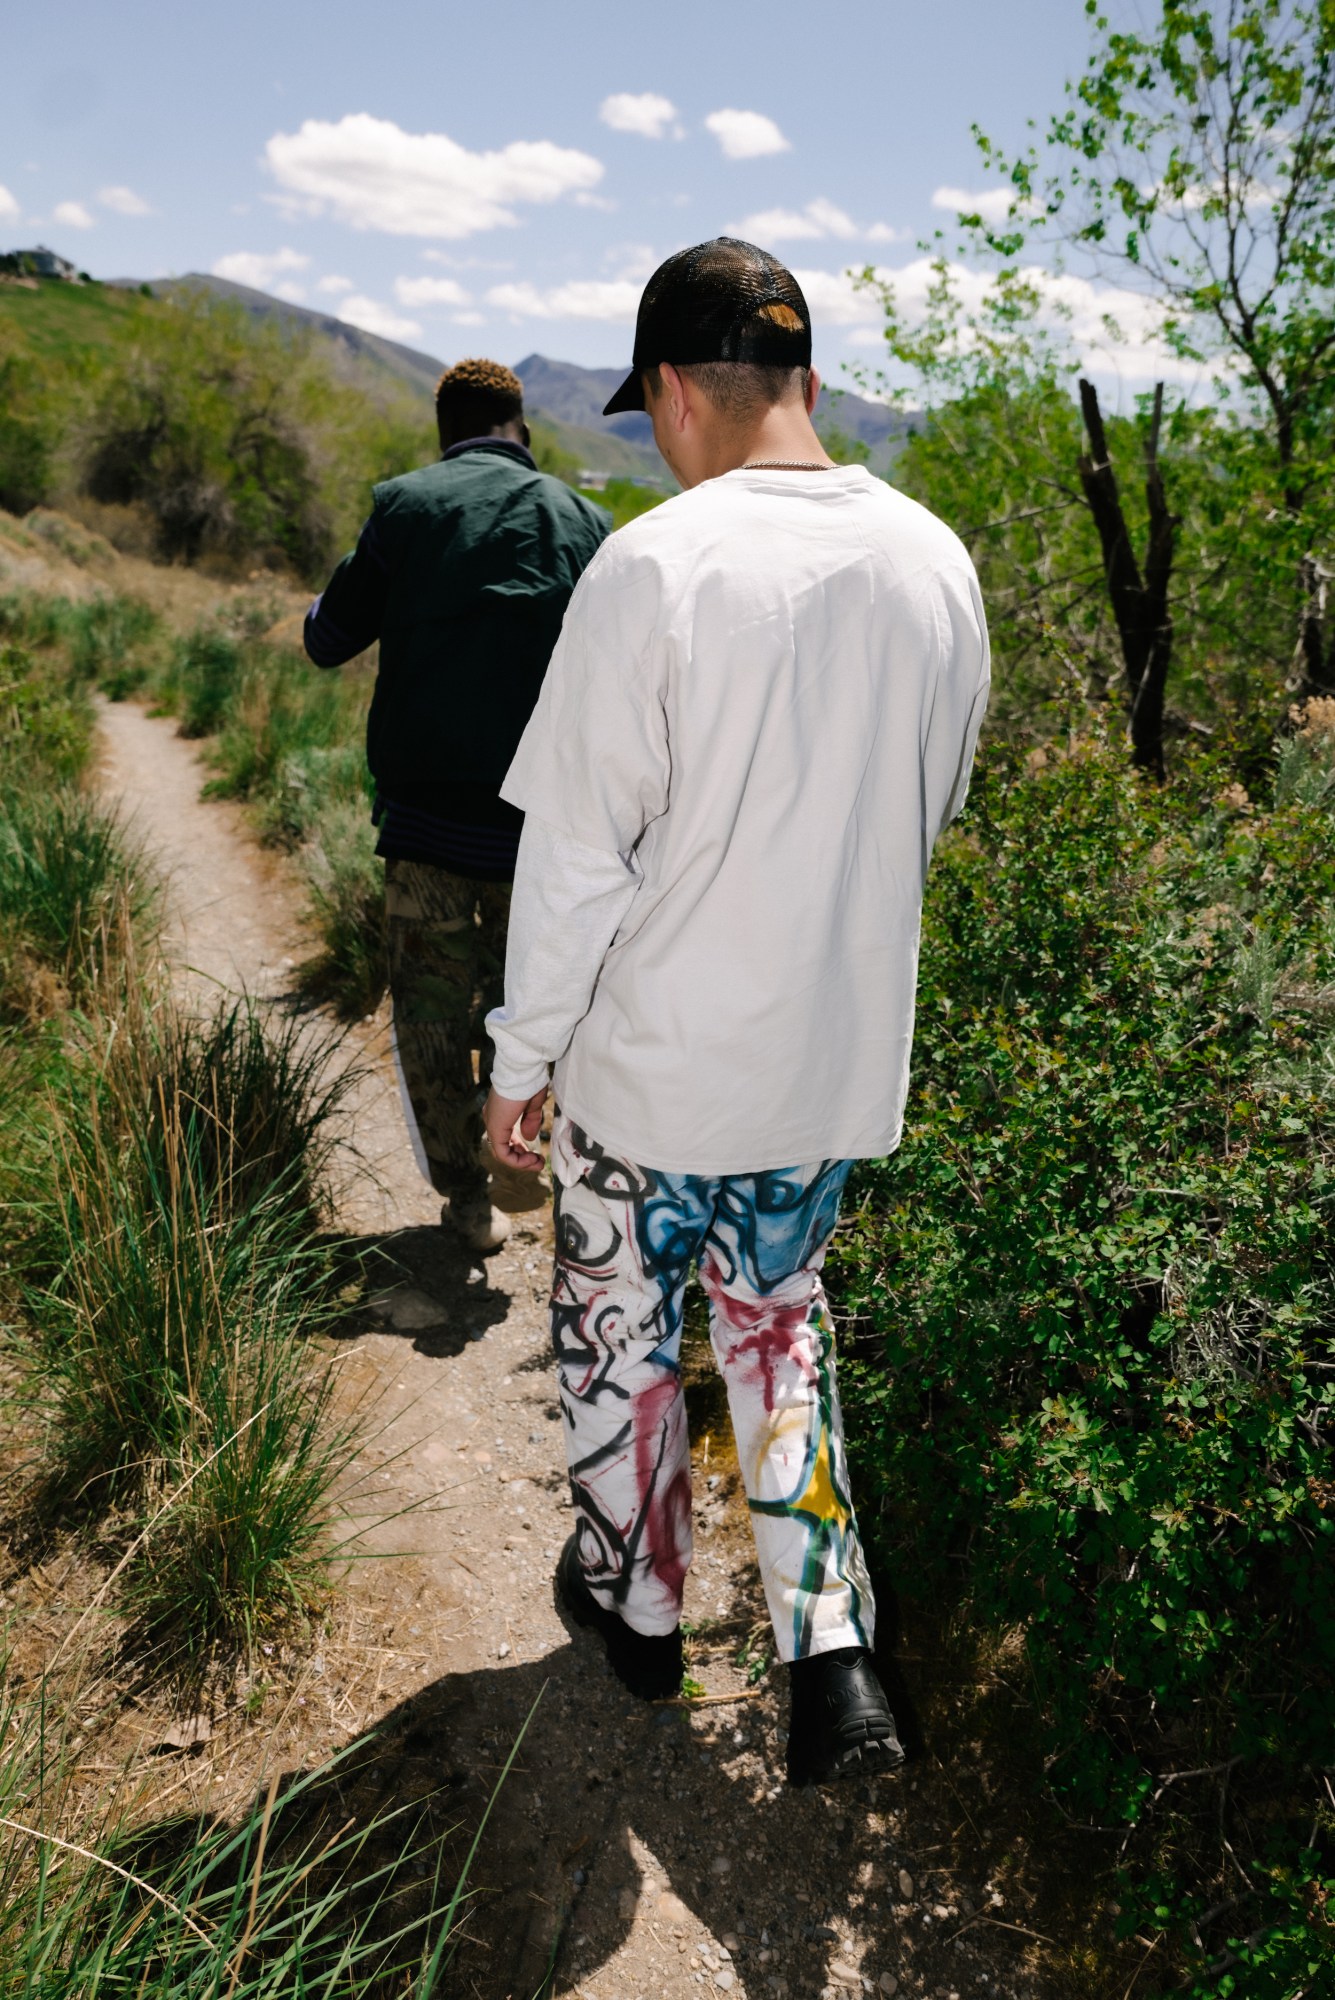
[740,458,833,472]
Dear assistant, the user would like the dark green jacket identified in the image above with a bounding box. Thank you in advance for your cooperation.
[304,440,610,807]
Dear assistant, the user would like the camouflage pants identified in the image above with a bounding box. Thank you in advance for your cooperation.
[384,859,511,1203]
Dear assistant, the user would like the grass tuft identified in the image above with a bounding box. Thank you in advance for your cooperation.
[0,1688,533,1999]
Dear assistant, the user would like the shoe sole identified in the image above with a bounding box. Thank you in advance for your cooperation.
[788,1720,907,1788]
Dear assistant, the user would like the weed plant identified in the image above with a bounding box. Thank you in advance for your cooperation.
[0,793,156,1024]
[832,708,1335,1990]
[171,627,240,737]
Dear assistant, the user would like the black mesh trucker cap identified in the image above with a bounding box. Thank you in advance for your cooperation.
[602,237,812,416]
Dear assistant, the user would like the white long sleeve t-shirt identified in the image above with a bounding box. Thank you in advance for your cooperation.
[485,464,990,1176]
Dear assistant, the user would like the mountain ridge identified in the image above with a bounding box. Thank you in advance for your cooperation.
[116,272,913,478]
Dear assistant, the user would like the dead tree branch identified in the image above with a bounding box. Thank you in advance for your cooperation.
[1077,378,1177,775]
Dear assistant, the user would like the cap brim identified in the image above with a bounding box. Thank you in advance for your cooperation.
[602,368,645,416]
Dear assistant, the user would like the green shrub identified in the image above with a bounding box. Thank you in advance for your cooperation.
[63,594,160,692]
[300,802,386,1018]
[204,645,363,803]
[832,716,1335,1974]
[172,626,242,738]
[0,644,90,788]
[78,293,430,577]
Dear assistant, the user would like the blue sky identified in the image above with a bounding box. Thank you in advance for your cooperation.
[4,1,1179,396]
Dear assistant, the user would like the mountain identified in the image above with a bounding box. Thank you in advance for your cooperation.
[514,352,916,474]
[514,355,655,448]
[140,273,448,397]
[120,275,667,482]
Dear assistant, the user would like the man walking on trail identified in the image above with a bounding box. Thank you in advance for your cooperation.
[482,241,990,1785]
[304,360,610,1253]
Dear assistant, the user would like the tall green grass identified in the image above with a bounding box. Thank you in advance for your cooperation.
[0,614,158,1022]
[96,609,386,1017]
[2,622,362,1668]
[0,793,157,1023]
[21,993,358,1661]
[0,1683,534,1999]
[4,590,387,1017]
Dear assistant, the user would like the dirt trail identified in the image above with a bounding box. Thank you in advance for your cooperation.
[94,699,1048,2000]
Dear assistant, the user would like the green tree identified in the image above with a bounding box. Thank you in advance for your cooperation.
[973,0,1335,695]
[81,294,430,576]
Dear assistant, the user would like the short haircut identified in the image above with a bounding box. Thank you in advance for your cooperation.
[435,357,524,438]
[645,356,811,426]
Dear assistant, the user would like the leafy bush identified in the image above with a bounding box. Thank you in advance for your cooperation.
[832,711,1335,1981]
[79,293,430,577]
[65,593,162,697]
[0,334,54,515]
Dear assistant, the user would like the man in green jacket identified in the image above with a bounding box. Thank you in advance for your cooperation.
[305,359,610,1251]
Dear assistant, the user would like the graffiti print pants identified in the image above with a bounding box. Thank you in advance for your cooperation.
[550,1114,876,1663]
[384,859,510,1203]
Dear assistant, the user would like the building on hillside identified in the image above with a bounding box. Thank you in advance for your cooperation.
[0,246,83,281]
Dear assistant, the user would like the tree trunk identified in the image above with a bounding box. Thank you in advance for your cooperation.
[1076,379,1177,777]
[1292,555,1335,701]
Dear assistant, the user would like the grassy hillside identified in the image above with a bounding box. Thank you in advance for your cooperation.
[0,273,159,361]
[147,275,667,483]
[0,277,654,574]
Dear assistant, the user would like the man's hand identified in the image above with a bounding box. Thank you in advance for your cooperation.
[484,1085,549,1171]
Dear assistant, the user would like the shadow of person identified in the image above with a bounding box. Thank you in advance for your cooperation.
[327,1220,517,1359]
[209,1587,941,2000]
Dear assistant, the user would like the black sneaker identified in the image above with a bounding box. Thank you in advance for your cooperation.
[555,1536,683,1701]
[786,1646,907,1786]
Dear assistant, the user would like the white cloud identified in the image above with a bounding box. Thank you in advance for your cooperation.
[704,109,791,160]
[274,281,307,302]
[793,255,1193,386]
[728,198,904,245]
[394,274,472,309]
[337,293,424,341]
[315,274,355,294]
[485,278,642,322]
[791,265,879,326]
[421,248,515,270]
[0,185,19,221]
[606,242,659,283]
[453,310,485,327]
[98,184,151,216]
[600,92,679,140]
[931,185,1032,225]
[53,200,94,230]
[211,246,310,290]
[264,113,604,238]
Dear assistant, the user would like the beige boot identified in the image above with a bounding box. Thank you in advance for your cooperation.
[441,1194,511,1254]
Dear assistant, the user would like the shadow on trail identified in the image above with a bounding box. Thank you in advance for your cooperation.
[174,1560,936,2000]
[208,1643,899,1999]
[330,1220,517,1360]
